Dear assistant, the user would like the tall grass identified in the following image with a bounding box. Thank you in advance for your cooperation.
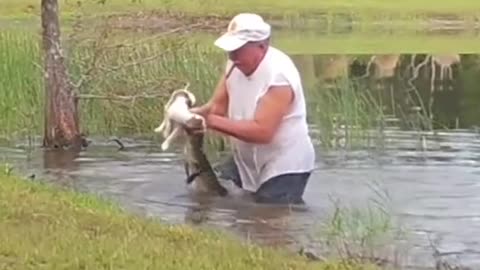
[306,77,387,151]
[0,30,43,140]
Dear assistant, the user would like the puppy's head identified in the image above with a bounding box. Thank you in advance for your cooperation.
[155,88,197,135]
[168,89,196,108]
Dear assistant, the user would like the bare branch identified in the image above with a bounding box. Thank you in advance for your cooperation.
[72,25,111,90]
[76,92,169,101]
[101,23,202,50]
[109,138,125,150]
[69,18,190,92]
[76,82,191,102]
[96,51,170,73]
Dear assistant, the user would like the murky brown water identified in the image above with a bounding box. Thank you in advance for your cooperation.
[2,125,480,269]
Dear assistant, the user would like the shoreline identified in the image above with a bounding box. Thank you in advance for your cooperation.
[0,167,379,270]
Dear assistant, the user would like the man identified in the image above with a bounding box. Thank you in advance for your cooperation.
[191,13,315,204]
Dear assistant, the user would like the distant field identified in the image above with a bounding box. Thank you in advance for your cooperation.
[189,30,480,54]
[274,32,480,54]
[3,0,480,19]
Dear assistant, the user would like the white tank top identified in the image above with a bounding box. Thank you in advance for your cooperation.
[225,46,315,192]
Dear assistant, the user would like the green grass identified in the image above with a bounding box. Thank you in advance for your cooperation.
[3,0,480,19]
[0,164,379,270]
[0,30,44,140]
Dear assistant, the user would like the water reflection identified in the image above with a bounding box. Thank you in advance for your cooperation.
[292,53,480,129]
[2,124,480,269]
[315,54,350,82]
[24,148,81,188]
[183,197,303,247]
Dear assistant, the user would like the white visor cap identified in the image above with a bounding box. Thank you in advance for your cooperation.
[214,13,271,52]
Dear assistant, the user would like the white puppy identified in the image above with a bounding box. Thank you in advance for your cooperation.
[154,88,205,151]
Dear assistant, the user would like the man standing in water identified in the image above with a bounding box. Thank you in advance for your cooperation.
[191,13,315,204]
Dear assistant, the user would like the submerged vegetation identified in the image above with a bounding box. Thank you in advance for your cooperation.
[316,183,409,268]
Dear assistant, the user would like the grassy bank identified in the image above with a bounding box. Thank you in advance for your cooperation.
[3,0,480,20]
[0,166,378,270]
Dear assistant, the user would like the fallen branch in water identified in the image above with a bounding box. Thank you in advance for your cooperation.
[428,234,472,270]
[109,138,125,150]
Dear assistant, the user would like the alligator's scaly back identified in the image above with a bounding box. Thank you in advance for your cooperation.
[184,131,228,196]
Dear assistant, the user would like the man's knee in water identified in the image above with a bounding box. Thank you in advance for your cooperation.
[253,172,311,205]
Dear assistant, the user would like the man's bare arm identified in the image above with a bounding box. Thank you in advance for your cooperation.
[207,85,294,144]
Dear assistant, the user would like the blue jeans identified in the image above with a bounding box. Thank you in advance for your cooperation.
[214,156,310,204]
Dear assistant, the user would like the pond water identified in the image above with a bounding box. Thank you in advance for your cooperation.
[2,52,480,270]
[2,126,480,269]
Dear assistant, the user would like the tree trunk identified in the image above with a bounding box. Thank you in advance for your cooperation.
[41,0,84,149]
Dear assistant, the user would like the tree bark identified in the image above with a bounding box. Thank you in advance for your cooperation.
[41,0,84,149]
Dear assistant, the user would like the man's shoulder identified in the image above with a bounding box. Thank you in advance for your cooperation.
[268,46,291,60]
[266,46,300,77]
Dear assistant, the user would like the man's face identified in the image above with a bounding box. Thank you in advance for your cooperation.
[228,42,265,76]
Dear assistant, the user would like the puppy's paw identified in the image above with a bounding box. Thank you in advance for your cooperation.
[161,141,170,151]
[154,125,163,133]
